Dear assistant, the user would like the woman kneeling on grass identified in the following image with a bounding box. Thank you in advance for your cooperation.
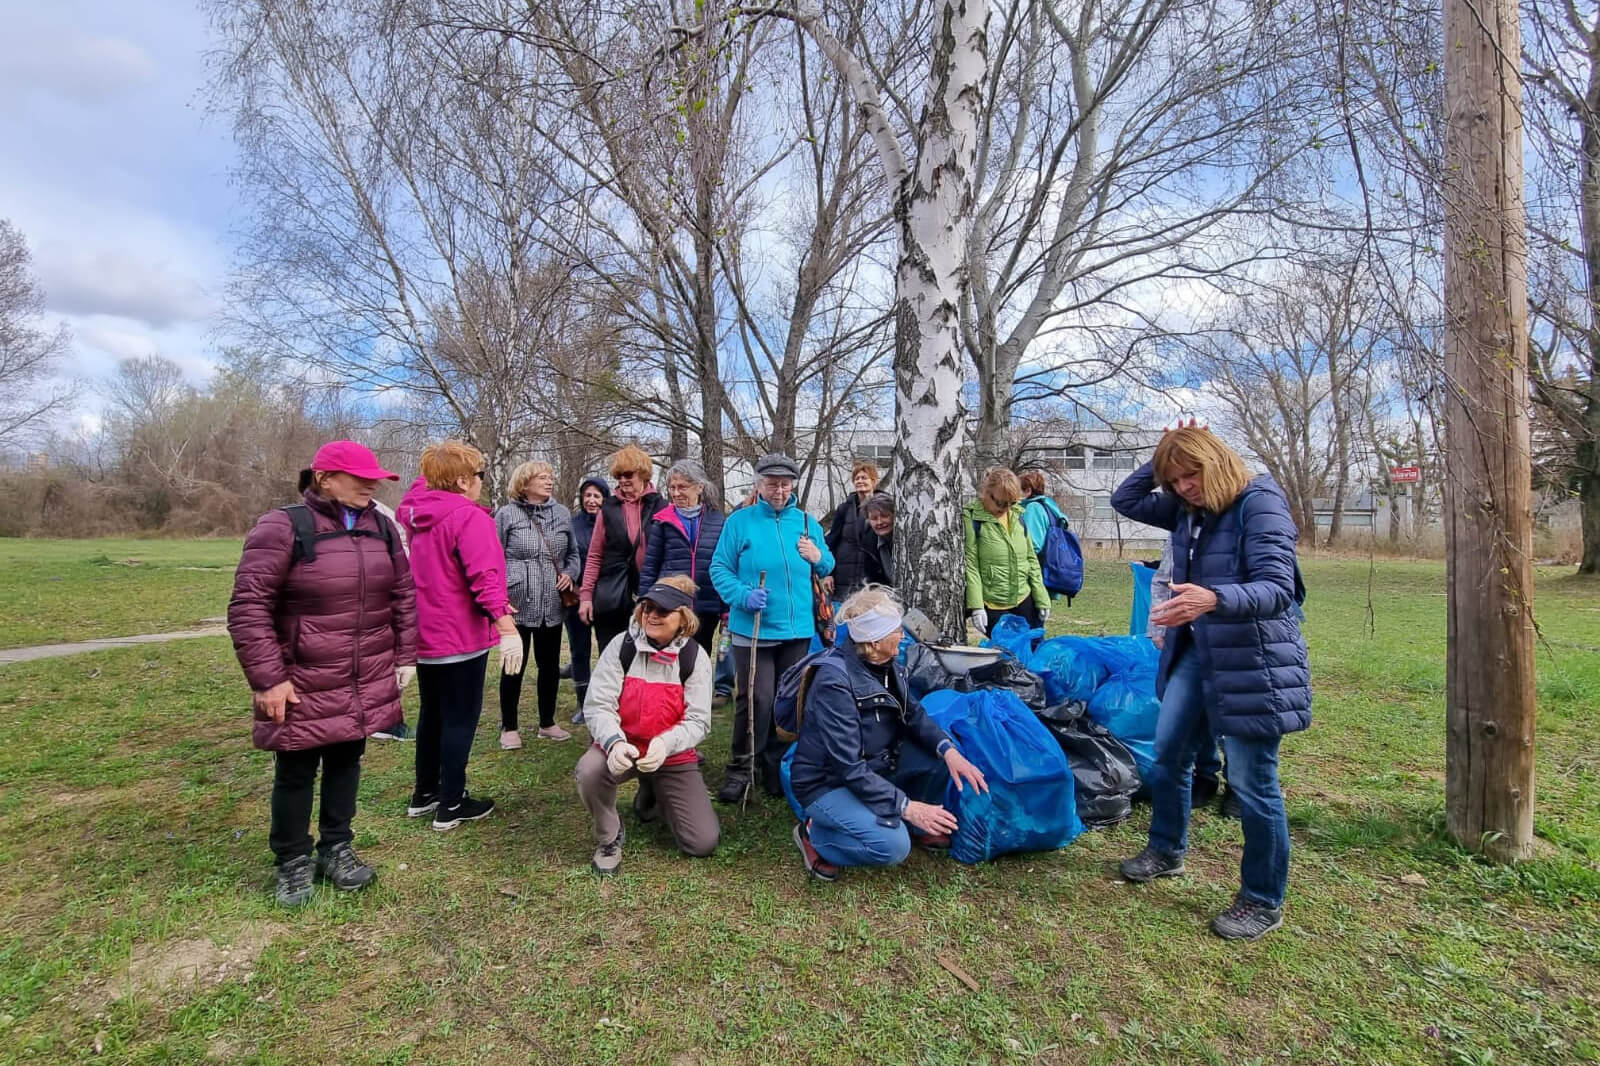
[576,576,719,875]
[228,440,416,906]
[788,585,988,881]
[1110,420,1310,941]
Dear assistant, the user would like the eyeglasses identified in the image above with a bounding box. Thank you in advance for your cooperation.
[473,470,485,479]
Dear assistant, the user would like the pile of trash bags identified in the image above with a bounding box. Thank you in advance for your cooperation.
[1024,636,1160,785]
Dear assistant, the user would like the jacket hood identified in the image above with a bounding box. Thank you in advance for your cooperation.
[578,475,612,501]
[400,477,489,531]
[964,499,1019,523]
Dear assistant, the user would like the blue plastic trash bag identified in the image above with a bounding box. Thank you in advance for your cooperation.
[926,689,1083,863]
[1086,668,1160,782]
[780,742,804,819]
[1028,638,1110,704]
[982,614,1043,660]
[1129,562,1155,637]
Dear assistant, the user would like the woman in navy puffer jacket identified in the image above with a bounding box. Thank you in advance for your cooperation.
[640,459,727,654]
[1110,423,1310,942]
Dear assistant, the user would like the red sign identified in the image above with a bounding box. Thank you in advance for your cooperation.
[1390,466,1420,483]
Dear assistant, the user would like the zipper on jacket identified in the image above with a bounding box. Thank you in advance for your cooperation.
[774,508,796,632]
[352,527,366,727]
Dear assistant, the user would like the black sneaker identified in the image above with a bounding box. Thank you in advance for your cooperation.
[1118,846,1187,883]
[275,855,314,906]
[715,775,750,805]
[372,721,411,741]
[315,843,375,891]
[1218,786,1242,820]
[1211,895,1284,940]
[406,792,439,818]
[432,793,495,831]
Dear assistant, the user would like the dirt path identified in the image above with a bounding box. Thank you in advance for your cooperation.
[0,625,230,665]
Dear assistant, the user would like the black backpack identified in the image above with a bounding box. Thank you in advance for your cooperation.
[617,632,700,684]
[281,503,400,565]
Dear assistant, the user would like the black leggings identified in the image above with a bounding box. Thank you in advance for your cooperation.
[270,738,365,865]
[415,653,488,807]
[592,606,633,662]
[694,612,720,656]
[498,623,563,730]
[728,638,812,784]
[995,599,1042,628]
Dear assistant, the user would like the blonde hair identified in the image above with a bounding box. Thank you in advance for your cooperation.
[980,467,1022,513]
[850,461,880,487]
[1152,427,1252,513]
[508,461,554,501]
[838,584,901,634]
[633,573,700,638]
[420,440,485,493]
[609,445,654,482]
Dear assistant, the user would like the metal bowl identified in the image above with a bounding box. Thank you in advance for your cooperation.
[921,643,1004,671]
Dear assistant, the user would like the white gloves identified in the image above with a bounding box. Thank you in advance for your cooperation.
[1040,605,1051,623]
[969,608,988,635]
[396,665,416,691]
[606,741,640,777]
[634,738,670,774]
[498,631,525,676]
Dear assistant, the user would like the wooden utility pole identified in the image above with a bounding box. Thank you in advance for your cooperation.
[1441,0,1536,860]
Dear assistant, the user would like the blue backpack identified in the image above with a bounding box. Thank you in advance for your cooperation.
[773,648,845,742]
[1030,501,1084,603]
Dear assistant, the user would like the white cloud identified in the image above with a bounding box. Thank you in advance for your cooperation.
[0,31,156,104]
[35,244,214,327]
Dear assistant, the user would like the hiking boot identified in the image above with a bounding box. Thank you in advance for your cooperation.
[1218,786,1242,820]
[1118,846,1186,883]
[1211,895,1284,941]
[406,792,439,818]
[432,793,495,831]
[716,775,750,805]
[372,721,411,741]
[275,855,314,906]
[633,778,659,824]
[315,842,375,892]
[537,725,572,742]
[592,826,625,876]
[794,823,839,882]
[1191,773,1220,807]
[571,708,586,726]
[500,730,523,750]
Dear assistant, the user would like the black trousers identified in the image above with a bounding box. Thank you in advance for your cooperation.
[728,638,812,784]
[498,623,564,730]
[592,606,633,663]
[416,653,489,807]
[996,599,1042,628]
[694,612,721,656]
[269,738,365,866]
[565,613,594,709]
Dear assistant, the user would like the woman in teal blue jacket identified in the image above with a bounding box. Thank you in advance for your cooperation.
[709,453,835,803]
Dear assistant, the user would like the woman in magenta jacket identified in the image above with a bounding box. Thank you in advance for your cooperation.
[398,440,521,833]
[228,440,416,906]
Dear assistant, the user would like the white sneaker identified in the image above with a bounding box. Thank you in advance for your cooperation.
[500,730,523,750]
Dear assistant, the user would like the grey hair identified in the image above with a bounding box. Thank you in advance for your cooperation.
[664,458,718,506]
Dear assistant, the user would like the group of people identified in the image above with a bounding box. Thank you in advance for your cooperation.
[227,424,1310,942]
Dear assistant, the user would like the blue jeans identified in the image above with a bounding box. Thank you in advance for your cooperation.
[804,744,951,869]
[1146,648,1290,908]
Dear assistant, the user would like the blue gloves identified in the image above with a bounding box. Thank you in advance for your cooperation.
[742,587,769,611]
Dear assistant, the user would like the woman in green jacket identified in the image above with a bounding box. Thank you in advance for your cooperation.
[963,467,1051,637]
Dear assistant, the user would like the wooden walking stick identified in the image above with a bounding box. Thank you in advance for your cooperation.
[742,570,767,811]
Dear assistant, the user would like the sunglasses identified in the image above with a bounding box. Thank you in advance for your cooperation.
[640,603,674,619]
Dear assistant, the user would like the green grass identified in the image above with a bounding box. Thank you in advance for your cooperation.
[0,538,241,649]
[0,554,1596,1064]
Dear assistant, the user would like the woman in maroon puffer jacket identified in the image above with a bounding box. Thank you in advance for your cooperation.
[228,441,417,907]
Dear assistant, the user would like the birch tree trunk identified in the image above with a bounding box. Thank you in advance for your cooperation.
[1441,0,1535,861]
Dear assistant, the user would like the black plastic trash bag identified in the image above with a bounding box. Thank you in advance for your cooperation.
[1035,701,1141,828]
[903,646,1048,709]
[964,658,1048,710]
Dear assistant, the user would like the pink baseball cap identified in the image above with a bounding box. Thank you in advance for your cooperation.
[310,440,399,481]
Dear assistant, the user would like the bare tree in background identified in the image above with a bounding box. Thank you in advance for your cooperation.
[210,0,631,491]
[0,220,73,451]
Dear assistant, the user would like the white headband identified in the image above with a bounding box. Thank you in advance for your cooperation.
[848,604,904,643]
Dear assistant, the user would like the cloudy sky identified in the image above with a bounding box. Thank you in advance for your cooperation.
[1,0,235,421]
